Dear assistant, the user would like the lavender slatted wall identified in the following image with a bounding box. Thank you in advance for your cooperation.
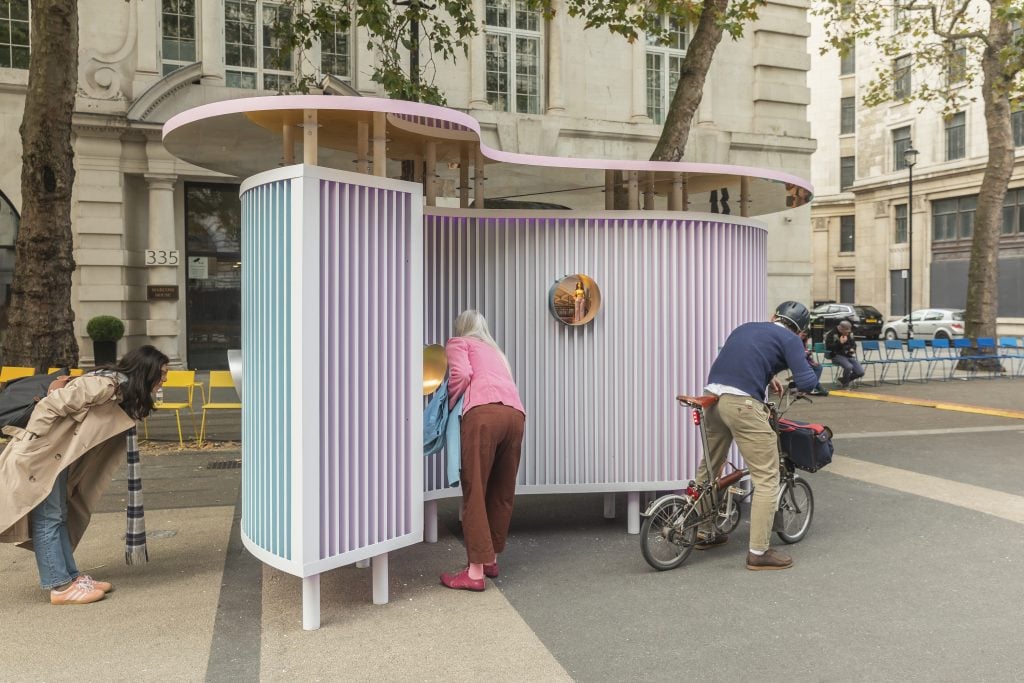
[424,211,766,496]
[318,178,417,560]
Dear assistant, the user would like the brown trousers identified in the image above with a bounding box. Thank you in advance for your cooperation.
[459,404,525,564]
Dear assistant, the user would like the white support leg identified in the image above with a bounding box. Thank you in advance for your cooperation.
[302,575,321,631]
[356,558,370,568]
[372,553,389,605]
[627,492,641,535]
[425,500,438,543]
[603,492,616,519]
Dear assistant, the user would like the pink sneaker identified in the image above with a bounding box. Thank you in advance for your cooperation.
[483,562,499,578]
[75,575,113,593]
[50,581,105,605]
[440,568,485,592]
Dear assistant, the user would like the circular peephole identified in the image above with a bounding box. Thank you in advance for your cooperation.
[423,344,447,395]
[548,274,601,326]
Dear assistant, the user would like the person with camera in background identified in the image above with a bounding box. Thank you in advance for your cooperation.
[824,320,864,389]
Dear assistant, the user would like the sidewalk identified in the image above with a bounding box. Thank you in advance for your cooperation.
[2,378,1024,680]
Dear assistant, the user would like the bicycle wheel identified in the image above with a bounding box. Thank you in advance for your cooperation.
[640,497,697,570]
[776,478,814,544]
[714,493,742,535]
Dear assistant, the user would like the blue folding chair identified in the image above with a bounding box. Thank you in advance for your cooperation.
[880,339,909,384]
[975,337,1005,378]
[903,339,929,383]
[859,340,885,386]
[927,338,956,381]
[997,337,1024,377]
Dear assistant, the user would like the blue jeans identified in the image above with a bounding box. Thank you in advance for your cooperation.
[30,468,80,590]
[832,355,865,386]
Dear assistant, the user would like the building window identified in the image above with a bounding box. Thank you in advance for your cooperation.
[1003,188,1024,235]
[893,54,911,99]
[1013,109,1024,148]
[840,96,855,134]
[0,0,29,69]
[485,0,542,114]
[645,16,688,124]
[839,278,855,303]
[225,0,294,91]
[319,15,350,80]
[947,42,967,85]
[840,216,855,253]
[893,126,912,170]
[945,112,966,160]
[161,0,197,75]
[840,156,855,191]
[895,203,908,243]
[840,43,855,75]
[932,194,978,242]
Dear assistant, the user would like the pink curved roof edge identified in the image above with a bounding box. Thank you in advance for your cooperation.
[163,95,814,195]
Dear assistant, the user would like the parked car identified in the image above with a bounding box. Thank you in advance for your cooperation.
[882,308,965,341]
[808,303,883,341]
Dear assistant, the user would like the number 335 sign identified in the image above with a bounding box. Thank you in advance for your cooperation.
[145,249,180,266]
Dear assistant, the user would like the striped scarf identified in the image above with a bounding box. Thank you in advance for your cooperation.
[125,426,148,564]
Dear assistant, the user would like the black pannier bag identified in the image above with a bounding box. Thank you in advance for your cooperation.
[777,418,834,472]
[0,369,69,430]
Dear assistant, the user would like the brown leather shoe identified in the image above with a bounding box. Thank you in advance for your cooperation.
[695,533,728,550]
[746,548,793,570]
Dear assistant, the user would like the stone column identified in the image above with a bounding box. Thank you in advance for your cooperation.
[545,0,565,114]
[468,0,489,109]
[201,0,225,83]
[145,175,181,364]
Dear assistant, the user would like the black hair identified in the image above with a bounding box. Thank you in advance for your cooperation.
[97,345,169,419]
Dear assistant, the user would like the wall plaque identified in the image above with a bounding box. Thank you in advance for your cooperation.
[147,285,179,301]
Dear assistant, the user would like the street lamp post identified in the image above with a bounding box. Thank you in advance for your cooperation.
[904,145,919,340]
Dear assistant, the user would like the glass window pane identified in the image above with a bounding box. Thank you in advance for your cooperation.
[163,38,179,61]
[11,46,28,68]
[646,52,663,123]
[486,0,509,27]
[515,0,539,32]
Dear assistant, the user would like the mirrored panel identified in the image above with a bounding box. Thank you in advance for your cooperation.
[549,274,601,326]
[423,343,447,395]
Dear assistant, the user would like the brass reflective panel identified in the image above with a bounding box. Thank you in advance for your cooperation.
[549,274,601,326]
[423,344,447,395]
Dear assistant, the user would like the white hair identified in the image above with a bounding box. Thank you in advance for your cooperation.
[453,309,512,374]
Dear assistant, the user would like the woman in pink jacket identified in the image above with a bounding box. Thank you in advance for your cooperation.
[440,310,526,591]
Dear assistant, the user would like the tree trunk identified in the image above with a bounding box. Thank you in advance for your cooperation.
[960,11,1014,371]
[2,0,79,370]
[649,0,730,162]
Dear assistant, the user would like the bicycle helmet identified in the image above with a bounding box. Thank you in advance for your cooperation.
[774,301,810,332]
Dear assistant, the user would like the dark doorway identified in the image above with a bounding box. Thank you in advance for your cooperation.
[185,183,241,370]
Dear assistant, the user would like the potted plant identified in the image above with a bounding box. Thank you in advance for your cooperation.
[86,315,124,366]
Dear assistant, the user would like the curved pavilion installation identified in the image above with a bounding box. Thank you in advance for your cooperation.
[163,95,813,629]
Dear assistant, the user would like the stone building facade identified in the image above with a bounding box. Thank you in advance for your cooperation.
[808,12,1024,332]
[0,0,815,367]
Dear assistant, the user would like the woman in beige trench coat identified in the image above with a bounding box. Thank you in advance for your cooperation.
[0,345,168,605]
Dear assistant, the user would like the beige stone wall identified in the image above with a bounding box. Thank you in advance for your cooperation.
[0,0,815,365]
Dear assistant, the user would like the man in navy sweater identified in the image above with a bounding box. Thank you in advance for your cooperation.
[696,301,818,571]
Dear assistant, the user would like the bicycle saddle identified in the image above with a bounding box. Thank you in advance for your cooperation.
[676,394,719,409]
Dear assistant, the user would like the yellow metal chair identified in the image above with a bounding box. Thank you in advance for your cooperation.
[144,369,197,447]
[47,368,84,376]
[199,370,242,445]
[0,366,36,387]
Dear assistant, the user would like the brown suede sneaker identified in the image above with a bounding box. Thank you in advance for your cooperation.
[695,533,728,550]
[746,548,793,570]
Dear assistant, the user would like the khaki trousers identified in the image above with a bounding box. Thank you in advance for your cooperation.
[459,404,526,564]
[697,393,779,552]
